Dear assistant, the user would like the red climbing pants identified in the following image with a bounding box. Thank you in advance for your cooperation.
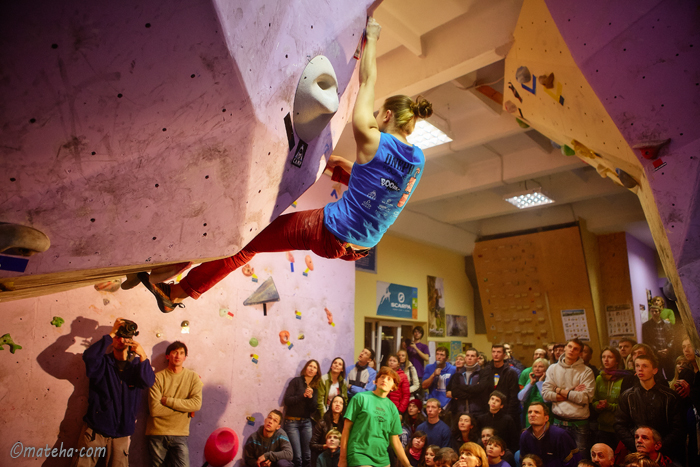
[179,208,368,299]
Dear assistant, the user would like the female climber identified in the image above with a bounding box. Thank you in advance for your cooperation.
[139,17,433,312]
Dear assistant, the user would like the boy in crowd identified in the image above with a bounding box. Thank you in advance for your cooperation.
[481,345,520,426]
[485,436,509,467]
[477,391,519,452]
[617,338,636,370]
[244,410,293,467]
[542,338,595,458]
[479,428,515,467]
[317,429,342,467]
[417,398,452,448]
[340,366,412,467]
[614,354,683,458]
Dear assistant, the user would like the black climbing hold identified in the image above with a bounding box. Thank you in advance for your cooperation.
[90,218,95,222]
[191,74,195,78]
[162,128,167,131]
[117,93,123,98]
[29,118,36,123]
[51,44,58,49]
[145,23,151,28]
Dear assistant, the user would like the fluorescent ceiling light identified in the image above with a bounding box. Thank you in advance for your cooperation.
[504,189,554,209]
[407,120,453,149]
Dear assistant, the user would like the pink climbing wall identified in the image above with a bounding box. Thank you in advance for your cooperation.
[542,0,700,335]
[0,175,355,466]
[0,0,373,280]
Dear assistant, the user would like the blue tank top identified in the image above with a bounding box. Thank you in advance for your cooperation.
[324,132,425,248]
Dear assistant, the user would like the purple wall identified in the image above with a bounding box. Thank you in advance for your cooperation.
[544,0,700,337]
[626,233,661,340]
[0,0,371,283]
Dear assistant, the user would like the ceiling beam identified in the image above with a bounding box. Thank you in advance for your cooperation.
[374,8,424,57]
[373,2,520,104]
[411,146,586,204]
[409,169,628,224]
[388,210,476,255]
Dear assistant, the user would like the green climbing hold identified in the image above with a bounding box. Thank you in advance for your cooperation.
[515,118,530,129]
[51,316,65,327]
[0,333,22,354]
[561,145,575,156]
[249,337,259,347]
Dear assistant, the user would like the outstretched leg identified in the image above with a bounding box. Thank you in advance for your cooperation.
[146,208,348,309]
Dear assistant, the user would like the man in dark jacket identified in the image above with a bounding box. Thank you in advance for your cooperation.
[642,306,675,379]
[519,402,581,467]
[244,410,294,467]
[74,318,155,466]
[447,348,488,417]
[614,354,684,457]
[481,345,520,426]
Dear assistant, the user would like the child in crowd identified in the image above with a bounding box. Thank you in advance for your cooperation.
[425,445,440,467]
[520,454,542,467]
[484,437,508,467]
[478,428,515,467]
[405,431,428,467]
[434,448,458,467]
[476,392,519,453]
[316,429,341,467]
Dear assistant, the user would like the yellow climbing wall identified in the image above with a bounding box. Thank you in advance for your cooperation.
[503,0,641,181]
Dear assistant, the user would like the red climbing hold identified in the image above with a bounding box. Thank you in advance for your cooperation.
[632,139,670,160]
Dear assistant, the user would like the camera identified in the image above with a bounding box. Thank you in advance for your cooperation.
[116,320,139,339]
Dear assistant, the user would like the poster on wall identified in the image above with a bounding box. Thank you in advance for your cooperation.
[561,309,590,340]
[376,281,418,319]
[447,314,469,337]
[450,341,462,362]
[427,275,446,337]
[355,247,377,273]
[606,304,635,336]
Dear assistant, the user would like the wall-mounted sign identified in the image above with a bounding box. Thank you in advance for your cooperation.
[376,281,417,319]
[561,309,590,341]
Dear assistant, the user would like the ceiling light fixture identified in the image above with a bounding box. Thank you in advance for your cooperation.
[504,189,554,209]
[407,120,453,150]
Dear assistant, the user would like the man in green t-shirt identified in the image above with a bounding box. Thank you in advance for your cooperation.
[340,365,411,467]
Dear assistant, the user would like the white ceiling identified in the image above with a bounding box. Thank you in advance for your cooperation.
[332,0,653,254]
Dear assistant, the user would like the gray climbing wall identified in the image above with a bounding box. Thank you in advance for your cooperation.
[0,0,375,298]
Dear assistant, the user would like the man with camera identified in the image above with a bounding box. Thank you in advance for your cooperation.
[72,318,155,467]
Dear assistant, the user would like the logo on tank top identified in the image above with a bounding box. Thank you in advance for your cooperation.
[380,177,400,191]
[362,200,372,209]
[367,191,377,199]
[385,154,414,174]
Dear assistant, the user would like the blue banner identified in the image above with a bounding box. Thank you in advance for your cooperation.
[376,281,417,319]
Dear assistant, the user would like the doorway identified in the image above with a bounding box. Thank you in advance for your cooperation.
[365,319,424,367]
